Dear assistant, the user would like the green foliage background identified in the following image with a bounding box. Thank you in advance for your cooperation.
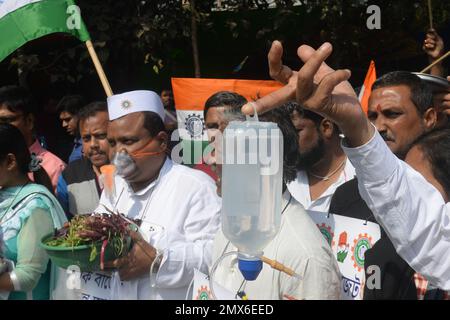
[0,0,449,103]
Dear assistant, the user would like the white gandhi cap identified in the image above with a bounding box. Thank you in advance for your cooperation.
[107,90,165,121]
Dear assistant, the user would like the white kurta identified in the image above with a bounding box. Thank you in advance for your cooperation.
[211,192,341,300]
[342,128,450,291]
[287,160,355,212]
[89,157,221,299]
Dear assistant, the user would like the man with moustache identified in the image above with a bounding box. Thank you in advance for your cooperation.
[56,102,110,217]
[240,40,450,294]
[78,90,220,300]
[285,102,355,212]
[329,71,438,299]
[367,71,437,159]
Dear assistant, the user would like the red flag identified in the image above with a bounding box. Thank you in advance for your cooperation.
[358,61,377,114]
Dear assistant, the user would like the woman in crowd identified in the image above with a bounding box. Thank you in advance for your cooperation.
[0,123,67,300]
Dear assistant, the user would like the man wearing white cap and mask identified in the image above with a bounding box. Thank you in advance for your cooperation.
[79,90,221,300]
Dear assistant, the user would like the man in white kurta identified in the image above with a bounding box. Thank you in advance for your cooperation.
[98,156,221,299]
[287,159,355,212]
[285,104,355,212]
[212,192,341,300]
[79,90,221,300]
[342,127,450,291]
[240,41,450,291]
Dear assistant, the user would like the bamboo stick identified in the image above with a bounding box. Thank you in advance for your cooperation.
[427,0,433,30]
[420,50,450,73]
[85,40,113,97]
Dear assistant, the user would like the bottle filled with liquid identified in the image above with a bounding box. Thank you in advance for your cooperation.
[221,114,283,280]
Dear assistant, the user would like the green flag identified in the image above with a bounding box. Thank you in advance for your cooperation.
[0,0,91,62]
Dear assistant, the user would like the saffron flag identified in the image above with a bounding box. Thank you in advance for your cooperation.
[171,78,282,165]
[358,60,377,114]
[0,0,91,62]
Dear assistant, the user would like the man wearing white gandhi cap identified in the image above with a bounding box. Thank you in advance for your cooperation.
[107,90,166,122]
[78,90,221,300]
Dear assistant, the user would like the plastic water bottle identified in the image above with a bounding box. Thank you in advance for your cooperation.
[221,114,283,280]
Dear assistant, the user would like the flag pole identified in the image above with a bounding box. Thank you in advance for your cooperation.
[420,50,450,73]
[85,40,113,97]
[427,0,433,29]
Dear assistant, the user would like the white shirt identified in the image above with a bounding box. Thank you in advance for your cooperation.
[211,192,341,300]
[92,158,221,299]
[287,160,355,212]
[342,129,450,291]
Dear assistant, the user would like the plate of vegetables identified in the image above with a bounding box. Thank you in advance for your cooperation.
[41,212,135,272]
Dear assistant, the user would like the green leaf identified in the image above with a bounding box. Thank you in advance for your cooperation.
[89,245,98,262]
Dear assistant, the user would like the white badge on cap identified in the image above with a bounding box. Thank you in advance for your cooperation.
[107,90,165,121]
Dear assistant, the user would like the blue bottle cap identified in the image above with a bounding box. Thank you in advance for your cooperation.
[238,257,263,281]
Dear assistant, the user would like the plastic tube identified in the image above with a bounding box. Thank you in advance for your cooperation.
[148,249,164,300]
[209,251,239,300]
[208,252,301,300]
[261,256,302,280]
[185,277,195,300]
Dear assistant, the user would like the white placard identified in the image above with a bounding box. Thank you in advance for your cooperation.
[307,211,381,300]
[192,269,239,300]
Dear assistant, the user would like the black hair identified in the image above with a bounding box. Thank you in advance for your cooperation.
[283,101,324,126]
[0,85,36,116]
[410,127,450,199]
[259,106,299,185]
[56,95,86,116]
[283,101,340,136]
[204,91,248,116]
[372,71,433,115]
[0,123,53,193]
[143,111,166,137]
[78,101,108,122]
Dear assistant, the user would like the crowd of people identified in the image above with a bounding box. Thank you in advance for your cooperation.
[0,28,449,300]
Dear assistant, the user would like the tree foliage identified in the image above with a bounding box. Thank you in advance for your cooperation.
[1,0,448,98]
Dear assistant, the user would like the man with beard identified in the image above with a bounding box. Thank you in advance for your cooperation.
[56,102,110,218]
[329,71,437,299]
[285,102,355,212]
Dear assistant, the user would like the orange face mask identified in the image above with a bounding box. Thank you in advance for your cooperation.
[129,136,167,159]
[101,137,166,185]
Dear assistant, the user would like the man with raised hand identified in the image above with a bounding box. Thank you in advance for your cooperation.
[241,41,450,291]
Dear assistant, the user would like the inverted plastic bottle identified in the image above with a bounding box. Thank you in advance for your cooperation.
[221,111,283,281]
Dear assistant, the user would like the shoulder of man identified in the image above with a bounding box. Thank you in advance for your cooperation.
[168,162,217,187]
[62,158,95,184]
[329,178,376,222]
[279,199,334,261]
[38,147,66,166]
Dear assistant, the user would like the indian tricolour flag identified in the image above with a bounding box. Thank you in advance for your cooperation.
[0,0,90,62]
[171,78,282,164]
